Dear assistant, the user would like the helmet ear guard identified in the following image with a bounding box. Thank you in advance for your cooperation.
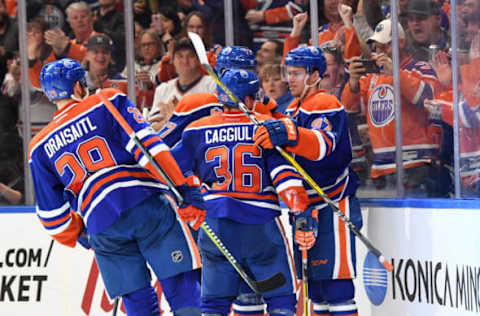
[217,69,260,107]
[40,58,86,101]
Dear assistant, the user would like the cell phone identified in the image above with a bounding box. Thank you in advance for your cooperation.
[358,59,380,73]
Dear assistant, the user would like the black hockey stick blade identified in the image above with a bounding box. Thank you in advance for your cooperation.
[254,272,286,293]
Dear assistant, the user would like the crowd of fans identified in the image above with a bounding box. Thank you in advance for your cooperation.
[1,0,480,205]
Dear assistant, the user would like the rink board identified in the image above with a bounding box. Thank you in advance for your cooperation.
[0,199,479,316]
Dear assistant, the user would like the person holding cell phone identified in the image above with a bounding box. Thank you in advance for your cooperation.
[342,18,452,197]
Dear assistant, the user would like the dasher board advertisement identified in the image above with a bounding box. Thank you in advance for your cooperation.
[360,199,480,316]
[0,210,171,316]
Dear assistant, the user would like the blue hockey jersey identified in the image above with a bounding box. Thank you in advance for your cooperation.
[172,110,305,224]
[284,91,359,206]
[28,88,187,246]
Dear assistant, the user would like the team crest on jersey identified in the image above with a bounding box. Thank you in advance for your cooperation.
[311,117,332,132]
[368,84,394,127]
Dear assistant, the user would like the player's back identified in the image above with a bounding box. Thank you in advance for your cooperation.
[29,89,169,234]
[173,110,301,224]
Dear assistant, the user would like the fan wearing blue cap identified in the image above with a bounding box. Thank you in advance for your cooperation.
[254,46,363,316]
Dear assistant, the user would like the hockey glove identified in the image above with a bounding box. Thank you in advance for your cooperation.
[253,118,298,149]
[176,175,206,230]
[294,206,319,251]
[77,228,91,250]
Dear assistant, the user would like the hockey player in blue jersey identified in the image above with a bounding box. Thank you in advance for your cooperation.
[155,46,279,316]
[28,58,206,316]
[254,47,363,316]
[172,69,317,316]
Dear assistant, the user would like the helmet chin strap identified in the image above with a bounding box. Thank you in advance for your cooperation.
[299,73,321,100]
[71,84,90,102]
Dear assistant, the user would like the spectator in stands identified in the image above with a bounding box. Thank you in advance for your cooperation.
[258,62,292,114]
[182,10,214,50]
[133,0,152,29]
[1,52,20,100]
[255,39,283,69]
[83,34,127,94]
[122,29,164,110]
[134,21,145,59]
[157,10,219,84]
[319,41,346,98]
[0,0,18,84]
[243,1,305,51]
[199,0,253,47]
[461,0,480,20]
[148,39,216,131]
[151,6,182,51]
[27,0,67,30]
[27,18,56,90]
[284,3,362,65]
[93,0,126,72]
[0,90,23,205]
[44,1,96,62]
[405,0,450,62]
[342,19,451,197]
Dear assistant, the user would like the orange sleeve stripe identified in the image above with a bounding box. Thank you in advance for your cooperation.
[264,7,291,25]
[318,129,333,155]
[82,171,155,211]
[272,171,303,185]
[134,148,142,161]
[143,136,160,148]
[52,211,84,248]
[39,212,71,228]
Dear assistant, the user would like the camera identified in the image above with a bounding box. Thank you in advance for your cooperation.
[358,59,380,74]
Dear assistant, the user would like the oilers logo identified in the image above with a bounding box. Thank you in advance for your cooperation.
[311,117,332,132]
[368,84,395,127]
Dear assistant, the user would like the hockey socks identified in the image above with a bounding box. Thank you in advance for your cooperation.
[122,286,160,316]
[313,301,329,316]
[328,300,358,316]
[161,270,201,312]
[233,293,265,316]
[264,294,296,316]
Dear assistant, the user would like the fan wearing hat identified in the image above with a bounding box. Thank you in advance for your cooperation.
[83,33,128,94]
[342,19,452,197]
[147,38,216,131]
[405,0,450,62]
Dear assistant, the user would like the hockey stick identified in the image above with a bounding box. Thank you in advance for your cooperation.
[112,297,119,316]
[98,92,286,294]
[295,219,309,316]
[188,32,393,273]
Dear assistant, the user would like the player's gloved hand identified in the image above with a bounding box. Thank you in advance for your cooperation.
[253,118,298,149]
[294,206,318,251]
[77,228,91,250]
[176,175,206,230]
